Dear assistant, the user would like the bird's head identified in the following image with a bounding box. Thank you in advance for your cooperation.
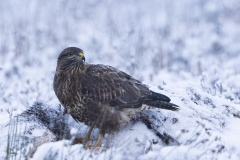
[57,47,86,71]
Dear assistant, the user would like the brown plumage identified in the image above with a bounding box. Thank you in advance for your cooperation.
[53,47,179,137]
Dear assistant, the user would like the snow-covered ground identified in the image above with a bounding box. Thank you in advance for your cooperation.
[0,0,240,159]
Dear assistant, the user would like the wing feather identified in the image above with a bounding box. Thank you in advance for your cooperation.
[81,64,151,108]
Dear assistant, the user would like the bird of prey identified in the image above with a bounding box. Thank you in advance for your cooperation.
[53,47,179,147]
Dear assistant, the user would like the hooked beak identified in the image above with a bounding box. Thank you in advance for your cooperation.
[78,52,85,61]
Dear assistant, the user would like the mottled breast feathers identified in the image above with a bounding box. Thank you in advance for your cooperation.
[81,64,151,108]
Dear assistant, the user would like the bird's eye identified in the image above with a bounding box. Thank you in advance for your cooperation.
[68,53,73,57]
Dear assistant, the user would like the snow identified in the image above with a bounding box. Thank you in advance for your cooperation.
[0,0,240,159]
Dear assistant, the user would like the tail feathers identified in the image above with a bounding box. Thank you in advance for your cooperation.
[145,91,171,102]
[144,100,179,111]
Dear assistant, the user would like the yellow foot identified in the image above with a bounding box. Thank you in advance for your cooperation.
[84,134,103,150]
[85,145,101,150]
[72,133,103,150]
[85,145,93,149]
[95,146,101,150]
[72,137,94,145]
[72,137,84,145]
[95,133,103,149]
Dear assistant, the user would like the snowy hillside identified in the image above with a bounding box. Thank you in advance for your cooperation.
[0,0,240,159]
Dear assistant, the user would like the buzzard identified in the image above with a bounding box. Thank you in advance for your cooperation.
[53,47,179,147]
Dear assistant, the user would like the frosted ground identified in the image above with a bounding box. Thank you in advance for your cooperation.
[0,0,240,159]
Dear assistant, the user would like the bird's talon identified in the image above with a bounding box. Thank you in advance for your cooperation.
[95,146,101,150]
[85,145,101,150]
[72,137,84,145]
[85,145,93,149]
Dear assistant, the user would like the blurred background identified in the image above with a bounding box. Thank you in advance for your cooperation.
[0,0,240,111]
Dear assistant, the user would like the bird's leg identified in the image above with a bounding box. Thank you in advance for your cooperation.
[72,123,95,145]
[86,106,107,149]
[95,133,103,150]
[84,122,95,144]
[94,106,108,149]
